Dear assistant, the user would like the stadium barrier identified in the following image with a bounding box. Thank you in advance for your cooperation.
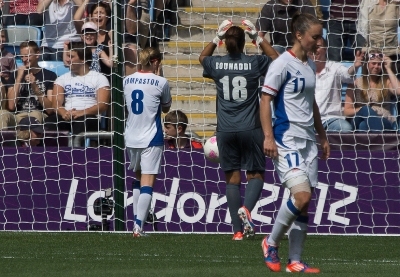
[1,135,399,235]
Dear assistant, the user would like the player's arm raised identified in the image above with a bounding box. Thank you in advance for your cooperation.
[199,20,232,65]
[242,20,279,60]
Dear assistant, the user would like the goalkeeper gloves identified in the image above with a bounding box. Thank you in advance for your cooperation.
[242,19,263,46]
[212,20,233,45]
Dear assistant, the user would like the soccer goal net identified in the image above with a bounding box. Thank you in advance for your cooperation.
[0,0,399,235]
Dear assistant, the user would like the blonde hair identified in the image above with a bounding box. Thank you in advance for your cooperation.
[17,130,30,141]
[359,50,389,103]
[138,47,162,67]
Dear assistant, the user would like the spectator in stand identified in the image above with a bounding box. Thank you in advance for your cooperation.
[73,0,112,32]
[311,0,323,20]
[0,28,16,85]
[255,0,317,54]
[126,0,174,48]
[164,110,203,149]
[5,41,57,129]
[358,0,400,67]
[124,0,141,75]
[45,41,110,135]
[3,0,43,26]
[37,0,83,61]
[344,50,400,131]
[73,0,113,76]
[311,38,363,132]
[16,116,45,147]
[125,0,149,49]
[64,21,113,79]
[152,0,179,43]
[327,0,365,62]
[0,28,17,129]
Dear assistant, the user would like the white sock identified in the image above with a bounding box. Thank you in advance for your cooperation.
[132,180,141,221]
[135,186,153,229]
[268,199,301,246]
[288,216,308,263]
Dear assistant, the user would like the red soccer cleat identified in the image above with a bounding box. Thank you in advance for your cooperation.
[261,236,281,272]
[232,232,244,241]
[238,206,255,238]
[286,261,320,273]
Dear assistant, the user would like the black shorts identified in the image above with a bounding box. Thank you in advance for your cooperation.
[217,127,265,172]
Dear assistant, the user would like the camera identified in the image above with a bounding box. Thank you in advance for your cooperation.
[94,198,114,216]
[91,188,114,231]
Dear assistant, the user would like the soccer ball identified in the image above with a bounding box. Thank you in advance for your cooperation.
[203,136,220,163]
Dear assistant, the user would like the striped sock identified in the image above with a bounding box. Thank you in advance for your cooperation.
[268,198,301,246]
[135,186,153,228]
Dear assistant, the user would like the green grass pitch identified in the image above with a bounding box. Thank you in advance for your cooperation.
[1,232,399,276]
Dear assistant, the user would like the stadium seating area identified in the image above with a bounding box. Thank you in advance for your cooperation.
[4,25,42,55]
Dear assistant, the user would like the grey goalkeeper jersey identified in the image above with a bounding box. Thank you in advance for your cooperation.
[202,53,272,132]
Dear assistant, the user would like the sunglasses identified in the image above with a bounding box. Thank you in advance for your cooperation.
[369,53,384,60]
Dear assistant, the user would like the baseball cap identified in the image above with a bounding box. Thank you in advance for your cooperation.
[81,22,98,33]
[19,117,45,134]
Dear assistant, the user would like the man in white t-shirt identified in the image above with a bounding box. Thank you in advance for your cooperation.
[37,0,82,61]
[311,39,362,132]
[45,41,110,135]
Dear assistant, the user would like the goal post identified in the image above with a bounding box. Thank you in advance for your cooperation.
[111,0,126,232]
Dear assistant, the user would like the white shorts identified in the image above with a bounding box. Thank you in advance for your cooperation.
[127,146,163,174]
[273,135,318,188]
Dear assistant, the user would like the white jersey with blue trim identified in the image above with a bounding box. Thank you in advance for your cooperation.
[123,71,172,148]
[262,51,316,144]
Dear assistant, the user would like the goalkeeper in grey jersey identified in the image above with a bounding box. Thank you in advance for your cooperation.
[199,20,279,240]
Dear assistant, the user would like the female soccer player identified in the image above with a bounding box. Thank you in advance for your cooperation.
[199,20,278,240]
[123,47,172,237]
[260,13,330,273]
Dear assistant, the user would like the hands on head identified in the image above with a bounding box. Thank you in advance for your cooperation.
[213,19,263,46]
[242,19,263,45]
[354,50,365,68]
[382,55,393,70]
[213,20,233,45]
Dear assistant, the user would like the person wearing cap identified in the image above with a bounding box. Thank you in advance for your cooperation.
[37,0,83,61]
[73,1,114,78]
[1,41,57,130]
[63,21,113,78]
[45,41,110,136]
[17,116,45,147]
